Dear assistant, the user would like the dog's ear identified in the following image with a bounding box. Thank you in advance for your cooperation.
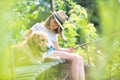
[27,35,35,46]
[27,34,39,56]
[31,33,37,44]
[31,32,47,44]
[28,31,48,50]
[27,32,42,47]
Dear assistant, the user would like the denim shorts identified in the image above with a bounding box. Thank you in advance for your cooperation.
[47,46,55,55]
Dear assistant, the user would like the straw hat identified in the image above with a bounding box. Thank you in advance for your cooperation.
[51,10,68,40]
[51,10,68,30]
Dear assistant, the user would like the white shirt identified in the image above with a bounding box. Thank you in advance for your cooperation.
[30,23,58,47]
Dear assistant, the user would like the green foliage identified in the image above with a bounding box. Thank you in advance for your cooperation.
[11,0,50,43]
[91,0,120,80]
[73,0,101,33]
[1,0,120,80]
[0,0,17,79]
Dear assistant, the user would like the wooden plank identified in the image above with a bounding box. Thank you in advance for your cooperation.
[14,59,66,80]
[36,62,71,80]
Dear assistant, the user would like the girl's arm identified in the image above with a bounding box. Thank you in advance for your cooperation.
[53,41,73,53]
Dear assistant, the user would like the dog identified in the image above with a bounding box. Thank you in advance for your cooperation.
[12,31,48,66]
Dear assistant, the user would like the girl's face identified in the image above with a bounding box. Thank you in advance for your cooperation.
[50,19,59,30]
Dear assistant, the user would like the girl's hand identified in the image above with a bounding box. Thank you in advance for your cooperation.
[65,48,73,53]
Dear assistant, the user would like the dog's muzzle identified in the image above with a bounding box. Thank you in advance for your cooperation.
[38,46,49,52]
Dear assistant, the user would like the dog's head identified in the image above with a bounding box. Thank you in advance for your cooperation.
[28,31,48,53]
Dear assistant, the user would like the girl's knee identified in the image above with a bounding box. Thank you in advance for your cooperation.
[79,55,84,62]
[75,55,84,65]
[72,55,83,62]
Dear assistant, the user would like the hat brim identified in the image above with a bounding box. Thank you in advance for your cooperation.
[50,11,64,30]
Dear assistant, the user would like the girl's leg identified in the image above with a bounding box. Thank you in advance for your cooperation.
[78,56,85,80]
[51,51,85,80]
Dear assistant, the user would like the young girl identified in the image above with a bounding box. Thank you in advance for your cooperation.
[24,10,85,80]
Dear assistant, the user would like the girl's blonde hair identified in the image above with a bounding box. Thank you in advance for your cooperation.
[44,14,66,40]
[44,15,62,34]
[44,15,54,27]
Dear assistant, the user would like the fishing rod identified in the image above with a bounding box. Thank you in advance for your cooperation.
[72,32,120,65]
[73,39,102,50]
[73,31,120,50]
[50,0,54,12]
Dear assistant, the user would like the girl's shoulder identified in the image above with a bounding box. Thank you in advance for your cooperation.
[34,23,42,27]
[31,23,44,31]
